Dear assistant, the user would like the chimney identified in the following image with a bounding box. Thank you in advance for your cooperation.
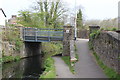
[12,15,17,19]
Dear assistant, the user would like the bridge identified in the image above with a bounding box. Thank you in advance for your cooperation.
[23,28,64,42]
[22,26,73,56]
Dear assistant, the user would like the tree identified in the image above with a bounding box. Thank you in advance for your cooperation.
[76,9,83,29]
[18,0,67,28]
[18,10,45,28]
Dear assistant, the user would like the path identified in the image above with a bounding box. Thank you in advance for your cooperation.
[53,57,76,78]
[53,38,107,78]
[75,39,107,78]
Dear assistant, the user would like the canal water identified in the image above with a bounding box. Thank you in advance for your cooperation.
[2,55,43,80]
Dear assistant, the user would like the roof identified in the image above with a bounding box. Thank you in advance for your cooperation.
[0,8,6,17]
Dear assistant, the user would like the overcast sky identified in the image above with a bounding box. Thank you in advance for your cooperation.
[0,0,120,20]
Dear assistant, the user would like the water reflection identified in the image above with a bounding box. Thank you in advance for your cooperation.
[2,55,42,80]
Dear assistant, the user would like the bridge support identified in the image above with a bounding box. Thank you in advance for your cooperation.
[23,42,42,57]
[63,26,74,56]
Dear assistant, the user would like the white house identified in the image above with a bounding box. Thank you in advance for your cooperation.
[0,8,6,26]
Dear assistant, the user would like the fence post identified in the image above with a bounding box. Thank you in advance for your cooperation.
[48,29,50,41]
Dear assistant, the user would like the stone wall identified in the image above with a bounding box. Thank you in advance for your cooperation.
[1,27,42,59]
[1,27,21,57]
[90,26,120,74]
[22,42,42,58]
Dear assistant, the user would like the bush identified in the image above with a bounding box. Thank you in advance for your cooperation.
[90,30,100,40]
[40,57,56,78]
[42,42,63,58]
[102,27,117,31]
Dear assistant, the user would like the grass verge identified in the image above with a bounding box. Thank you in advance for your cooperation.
[61,56,75,74]
[40,57,56,78]
[93,52,120,80]
[74,43,79,61]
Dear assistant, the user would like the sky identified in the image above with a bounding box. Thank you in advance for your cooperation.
[0,0,120,20]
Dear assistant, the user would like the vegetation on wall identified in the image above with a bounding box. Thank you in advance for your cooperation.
[100,27,117,31]
[2,27,23,51]
[2,27,23,63]
[90,30,100,40]
[1,56,20,63]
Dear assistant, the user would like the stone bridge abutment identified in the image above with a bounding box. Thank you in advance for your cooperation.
[21,42,42,58]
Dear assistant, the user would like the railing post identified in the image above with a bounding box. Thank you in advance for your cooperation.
[35,28,37,41]
[48,30,50,41]
[23,28,25,41]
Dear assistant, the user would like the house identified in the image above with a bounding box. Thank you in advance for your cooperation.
[8,15,23,26]
[0,8,6,26]
[8,15,17,25]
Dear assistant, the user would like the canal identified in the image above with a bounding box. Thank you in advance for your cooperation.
[2,55,43,80]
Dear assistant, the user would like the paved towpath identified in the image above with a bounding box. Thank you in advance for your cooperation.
[75,39,107,78]
[53,57,76,78]
[53,38,107,78]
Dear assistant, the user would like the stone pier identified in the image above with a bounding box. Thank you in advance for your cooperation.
[22,42,42,58]
[63,26,74,56]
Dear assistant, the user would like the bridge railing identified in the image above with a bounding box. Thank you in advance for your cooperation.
[23,28,64,42]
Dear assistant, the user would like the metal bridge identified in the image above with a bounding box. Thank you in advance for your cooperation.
[23,28,64,42]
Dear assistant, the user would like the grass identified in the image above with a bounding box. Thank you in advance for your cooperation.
[40,57,56,78]
[75,52,79,61]
[40,42,62,79]
[1,56,21,63]
[74,43,79,61]
[61,56,75,74]
[93,52,120,80]
[74,43,77,52]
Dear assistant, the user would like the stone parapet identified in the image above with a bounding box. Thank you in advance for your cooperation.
[90,27,120,74]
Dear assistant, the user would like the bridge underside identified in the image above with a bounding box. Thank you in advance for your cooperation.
[24,36,63,42]
[24,42,42,57]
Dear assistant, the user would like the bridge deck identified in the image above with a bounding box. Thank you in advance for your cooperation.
[23,28,64,42]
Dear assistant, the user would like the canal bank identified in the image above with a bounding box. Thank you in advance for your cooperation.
[2,40,62,79]
[2,55,43,79]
